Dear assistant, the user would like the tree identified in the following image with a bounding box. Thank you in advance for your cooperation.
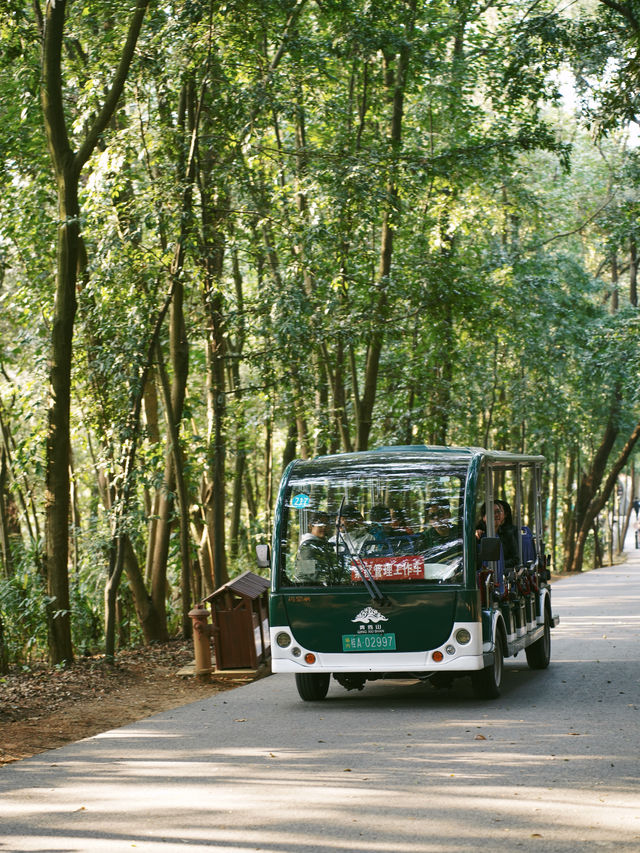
[39,0,149,663]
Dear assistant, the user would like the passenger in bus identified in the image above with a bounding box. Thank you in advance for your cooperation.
[417,499,461,561]
[496,500,519,568]
[361,504,395,555]
[294,512,341,584]
[388,506,415,554]
[390,507,414,535]
[361,504,412,555]
[475,501,518,568]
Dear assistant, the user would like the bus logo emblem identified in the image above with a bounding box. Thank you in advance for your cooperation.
[352,607,388,624]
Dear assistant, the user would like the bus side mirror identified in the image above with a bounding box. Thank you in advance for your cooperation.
[256,544,271,568]
[479,536,501,562]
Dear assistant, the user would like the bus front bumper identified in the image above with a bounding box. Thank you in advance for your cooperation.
[270,622,486,673]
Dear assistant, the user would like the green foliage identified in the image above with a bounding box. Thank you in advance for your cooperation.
[69,582,103,658]
[1,0,639,662]
[571,1,640,134]
[0,563,49,665]
[0,566,102,664]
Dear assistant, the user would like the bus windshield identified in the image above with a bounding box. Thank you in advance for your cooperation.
[278,466,466,588]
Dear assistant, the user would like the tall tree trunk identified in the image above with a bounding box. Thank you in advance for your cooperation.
[562,448,577,571]
[292,101,334,455]
[619,462,635,551]
[155,341,192,638]
[228,246,248,561]
[245,467,258,530]
[630,237,638,307]
[357,5,416,449]
[200,196,229,589]
[281,421,298,472]
[0,448,14,578]
[147,295,190,637]
[229,447,246,561]
[206,296,229,590]
[143,372,162,583]
[40,0,149,664]
[0,406,39,546]
[122,535,166,644]
[568,415,640,572]
[0,610,8,675]
[191,513,214,598]
[43,169,78,664]
[430,298,454,445]
[611,250,619,313]
[147,457,174,640]
[573,399,619,527]
[550,443,559,570]
[329,337,353,452]
[264,413,273,538]
[593,519,603,568]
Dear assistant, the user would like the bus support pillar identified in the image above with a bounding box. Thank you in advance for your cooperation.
[188,606,213,676]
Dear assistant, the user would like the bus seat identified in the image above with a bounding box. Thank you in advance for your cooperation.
[495,543,505,596]
[520,526,536,564]
[478,538,505,597]
[388,531,415,555]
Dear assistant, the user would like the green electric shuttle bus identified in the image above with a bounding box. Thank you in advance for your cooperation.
[258,445,559,701]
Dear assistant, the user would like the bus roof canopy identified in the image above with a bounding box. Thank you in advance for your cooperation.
[289,445,545,477]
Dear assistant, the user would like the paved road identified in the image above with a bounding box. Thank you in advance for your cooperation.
[1,555,639,852]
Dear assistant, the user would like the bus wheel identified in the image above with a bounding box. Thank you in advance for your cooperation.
[525,606,551,670]
[295,673,330,701]
[471,633,504,700]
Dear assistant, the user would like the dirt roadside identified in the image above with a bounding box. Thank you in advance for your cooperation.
[0,640,254,767]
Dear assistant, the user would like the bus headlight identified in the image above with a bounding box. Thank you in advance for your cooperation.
[455,629,471,645]
[276,632,292,648]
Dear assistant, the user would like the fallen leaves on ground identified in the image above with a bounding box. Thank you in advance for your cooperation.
[0,640,255,766]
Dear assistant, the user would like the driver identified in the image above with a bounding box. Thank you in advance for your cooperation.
[294,512,341,584]
[330,503,370,554]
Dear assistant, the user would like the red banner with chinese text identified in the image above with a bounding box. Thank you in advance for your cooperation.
[350,555,425,582]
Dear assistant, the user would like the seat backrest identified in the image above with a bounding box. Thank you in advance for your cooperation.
[495,541,505,595]
[361,532,392,557]
[520,526,536,565]
[478,538,505,597]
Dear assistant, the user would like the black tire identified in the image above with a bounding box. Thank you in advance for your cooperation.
[526,606,551,670]
[471,632,504,699]
[295,672,330,701]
